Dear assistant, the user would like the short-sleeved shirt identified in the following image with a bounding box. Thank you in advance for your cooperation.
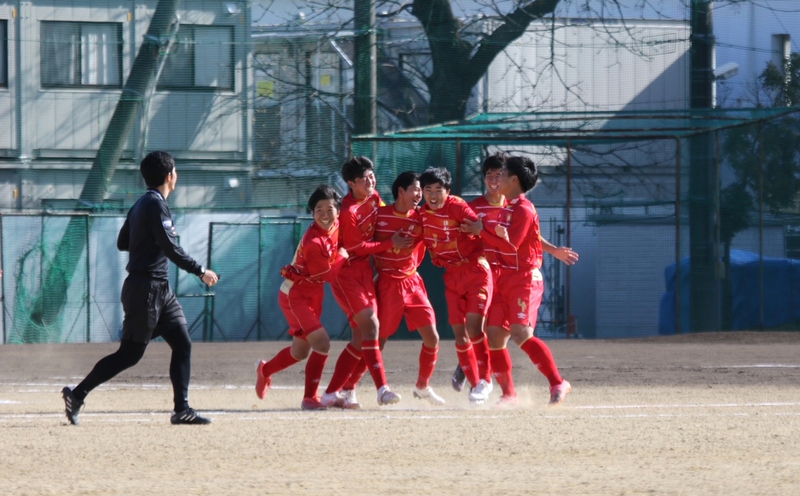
[468,195,506,267]
[482,194,543,271]
[338,190,386,267]
[419,195,482,269]
[373,205,425,280]
[280,220,343,294]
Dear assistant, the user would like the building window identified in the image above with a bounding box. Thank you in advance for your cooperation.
[40,22,122,88]
[158,25,234,90]
[1,20,8,87]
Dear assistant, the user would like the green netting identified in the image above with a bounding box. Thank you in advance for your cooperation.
[2,215,89,344]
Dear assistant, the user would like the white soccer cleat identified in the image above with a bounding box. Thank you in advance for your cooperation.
[468,379,493,405]
[341,389,362,409]
[377,385,401,406]
[320,391,345,408]
[413,386,446,406]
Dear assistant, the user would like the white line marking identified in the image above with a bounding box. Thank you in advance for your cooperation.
[574,402,800,410]
[700,364,800,369]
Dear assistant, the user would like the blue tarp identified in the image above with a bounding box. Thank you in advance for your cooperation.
[659,250,800,334]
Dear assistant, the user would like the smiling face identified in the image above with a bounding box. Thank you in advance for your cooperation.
[484,168,502,197]
[347,170,376,200]
[313,199,339,231]
[422,182,449,211]
[397,180,422,210]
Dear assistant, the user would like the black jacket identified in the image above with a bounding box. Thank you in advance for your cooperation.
[117,190,204,280]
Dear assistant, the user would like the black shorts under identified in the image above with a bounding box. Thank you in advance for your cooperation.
[120,274,188,344]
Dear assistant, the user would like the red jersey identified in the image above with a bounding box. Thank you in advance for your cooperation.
[468,195,506,266]
[373,205,425,279]
[281,220,346,287]
[339,190,393,266]
[419,195,482,269]
[479,194,543,271]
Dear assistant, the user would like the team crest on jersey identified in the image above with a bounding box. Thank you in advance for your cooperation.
[378,221,388,226]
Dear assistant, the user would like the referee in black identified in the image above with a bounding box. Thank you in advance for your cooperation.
[62,151,219,425]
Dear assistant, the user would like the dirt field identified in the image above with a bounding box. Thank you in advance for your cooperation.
[2,332,800,495]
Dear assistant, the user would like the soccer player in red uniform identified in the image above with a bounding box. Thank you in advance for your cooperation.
[462,156,575,407]
[254,185,348,410]
[321,157,412,408]
[373,171,445,405]
[419,167,493,405]
[451,152,507,392]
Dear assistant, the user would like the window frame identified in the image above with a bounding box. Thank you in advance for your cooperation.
[40,20,123,89]
[157,24,235,92]
[1,20,8,88]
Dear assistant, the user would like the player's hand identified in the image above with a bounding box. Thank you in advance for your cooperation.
[338,247,349,259]
[460,218,482,235]
[391,230,414,249]
[495,225,509,241]
[281,264,302,281]
[201,269,219,287]
[553,247,579,265]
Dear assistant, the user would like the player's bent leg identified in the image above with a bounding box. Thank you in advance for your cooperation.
[303,330,330,404]
[64,339,148,424]
[511,324,569,405]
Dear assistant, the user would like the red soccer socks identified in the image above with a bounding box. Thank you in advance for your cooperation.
[416,345,438,389]
[520,336,563,387]
[489,347,516,398]
[455,342,480,388]
[325,343,362,394]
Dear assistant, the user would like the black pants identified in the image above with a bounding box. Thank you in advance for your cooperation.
[73,275,193,412]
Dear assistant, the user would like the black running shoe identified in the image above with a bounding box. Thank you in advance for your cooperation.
[451,364,467,392]
[170,408,212,425]
[61,387,84,425]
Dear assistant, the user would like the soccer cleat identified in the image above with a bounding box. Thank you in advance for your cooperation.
[468,379,493,405]
[413,386,446,406]
[170,408,212,425]
[61,387,84,425]
[341,389,362,410]
[320,391,345,408]
[549,380,572,406]
[494,394,519,409]
[300,397,328,411]
[377,385,401,406]
[451,364,467,392]
[255,360,271,400]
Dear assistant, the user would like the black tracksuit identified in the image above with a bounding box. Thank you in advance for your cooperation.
[73,189,205,412]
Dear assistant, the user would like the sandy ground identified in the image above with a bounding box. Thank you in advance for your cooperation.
[2,332,800,495]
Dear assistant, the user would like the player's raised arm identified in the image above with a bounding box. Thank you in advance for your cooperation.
[542,238,579,265]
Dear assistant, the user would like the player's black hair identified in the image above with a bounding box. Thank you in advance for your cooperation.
[482,151,507,176]
[140,151,175,189]
[504,156,539,193]
[308,184,342,212]
[419,167,452,191]
[341,156,375,184]
[391,171,420,201]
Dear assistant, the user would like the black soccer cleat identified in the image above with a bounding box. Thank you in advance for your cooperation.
[451,364,467,392]
[170,408,212,425]
[62,387,84,425]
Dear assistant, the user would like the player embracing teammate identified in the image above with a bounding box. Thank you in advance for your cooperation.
[255,154,577,409]
[462,155,576,406]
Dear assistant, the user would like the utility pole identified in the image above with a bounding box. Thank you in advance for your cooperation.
[24,0,180,341]
[353,0,377,136]
[689,0,720,333]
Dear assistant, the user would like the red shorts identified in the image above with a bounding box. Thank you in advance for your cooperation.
[486,268,544,329]
[331,260,378,318]
[443,259,492,325]
[278,281,324,340]
[376,273,436,339]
